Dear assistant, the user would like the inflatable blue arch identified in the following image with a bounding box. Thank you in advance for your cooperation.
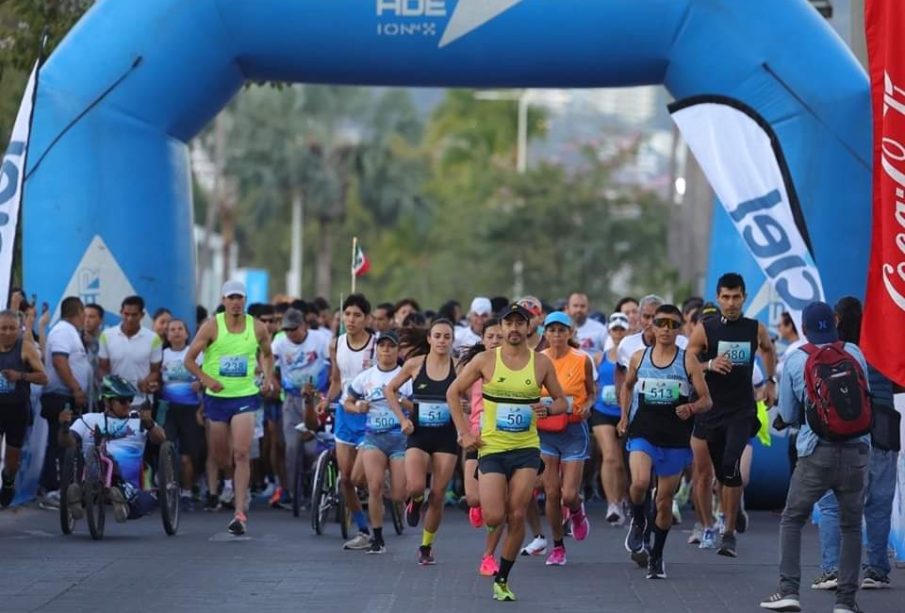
[25,0,870,322]
[22,0,871,508]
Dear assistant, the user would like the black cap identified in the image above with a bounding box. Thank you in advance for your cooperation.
[501,303,533,322]
[377,330,400,346]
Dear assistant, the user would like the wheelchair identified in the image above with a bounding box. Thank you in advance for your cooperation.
[59,425,180,540]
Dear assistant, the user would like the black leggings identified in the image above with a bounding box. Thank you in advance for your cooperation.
[703,416,757,487]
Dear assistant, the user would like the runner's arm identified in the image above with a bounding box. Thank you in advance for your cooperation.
[756,322,777,404]
[385,359,419,430]
[618,351,642,435]
[254,320,274,394]
[580,354,595,417]
[318,340,341,411]
[536,353,567,416]
[19,340,48,385]
[447,352,487,445]
[680,351,712,418]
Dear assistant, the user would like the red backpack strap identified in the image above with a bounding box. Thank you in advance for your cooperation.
[800,343,819,356]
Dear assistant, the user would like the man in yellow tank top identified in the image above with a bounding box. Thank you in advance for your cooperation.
[185,280,274,536]
[448,303,568,602]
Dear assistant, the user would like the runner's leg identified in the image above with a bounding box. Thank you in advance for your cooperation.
[229,411,256,516]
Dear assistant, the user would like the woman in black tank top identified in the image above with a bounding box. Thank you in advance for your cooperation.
[384,319,459,565]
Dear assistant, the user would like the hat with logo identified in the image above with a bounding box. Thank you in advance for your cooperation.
[470,297,492,316]
[281,308,305,330]
[517,296,543,317]
[377,330,400,346]
[802,301,838,344]
[501,303,533,322]
[543,311,573,329]
[221,279,246,298]
[608,312,629,331]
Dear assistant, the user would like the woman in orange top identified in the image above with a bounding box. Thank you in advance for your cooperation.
[537,311,595,567]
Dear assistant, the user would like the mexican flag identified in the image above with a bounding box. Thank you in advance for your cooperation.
[352,243,370,277]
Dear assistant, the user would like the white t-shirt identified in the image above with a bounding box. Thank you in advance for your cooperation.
[453,325,482,353]
[70,412,146,489]
[574,318,609,358]
[98,326,163,404]
[617,331,689,368]
[347,364,413,434]
[336,332,377,403]
[44,320,92,396]
[272,331,329,396]
[161,346,202,405]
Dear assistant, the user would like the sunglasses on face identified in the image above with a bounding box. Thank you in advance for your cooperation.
[112,397,134,406]
[653,318,682,330]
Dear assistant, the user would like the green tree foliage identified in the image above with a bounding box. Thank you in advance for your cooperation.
[0,1,94,142]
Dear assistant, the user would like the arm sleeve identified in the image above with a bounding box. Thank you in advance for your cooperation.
[778,353,802,424]
[150,335,163,364]
[97,331,109,360]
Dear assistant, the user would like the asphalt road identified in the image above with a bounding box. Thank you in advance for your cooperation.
[0,501,901,612]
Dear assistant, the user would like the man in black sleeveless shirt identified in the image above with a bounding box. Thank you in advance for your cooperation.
[687,273,776,558]
[0,310,48,506]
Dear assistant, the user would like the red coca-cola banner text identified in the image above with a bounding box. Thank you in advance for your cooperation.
[863,0,905,386]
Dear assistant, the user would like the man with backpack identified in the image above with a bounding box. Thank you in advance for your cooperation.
[760,301,871,613]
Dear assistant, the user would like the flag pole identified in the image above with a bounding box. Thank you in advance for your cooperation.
[351,236,358,295]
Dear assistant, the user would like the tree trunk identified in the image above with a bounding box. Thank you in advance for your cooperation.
[314,216,335,300]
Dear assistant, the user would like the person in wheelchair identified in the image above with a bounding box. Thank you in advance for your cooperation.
[59,374,166,522]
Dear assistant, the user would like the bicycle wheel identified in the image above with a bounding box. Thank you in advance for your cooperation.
[84,448,105,540]
[292,442,307,518]
[310,449,330,535]
[59,447,82,535]
[158,441,180,536]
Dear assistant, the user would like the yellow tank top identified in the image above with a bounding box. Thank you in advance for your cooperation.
[202,313,259,398]
[480,347,541,456]
[541,348,589,424]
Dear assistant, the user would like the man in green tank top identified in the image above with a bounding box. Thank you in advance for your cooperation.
[185,280,274,536]
[448,303,568,602]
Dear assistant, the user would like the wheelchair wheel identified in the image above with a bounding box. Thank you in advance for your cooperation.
[59,446,82,535]
[158,441,179,536]
[337,472,350,540]
[389,499,404,535]
[292,442,307,518]
[84,448,105,540]
[310,449,331,535]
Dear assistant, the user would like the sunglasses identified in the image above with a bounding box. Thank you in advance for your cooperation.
[112,397,134,405]
[653,318,682,330]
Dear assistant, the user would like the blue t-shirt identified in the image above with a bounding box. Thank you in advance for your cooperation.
[594,352,620,417]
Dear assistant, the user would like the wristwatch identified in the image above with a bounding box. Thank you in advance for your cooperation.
[766,376,777,384]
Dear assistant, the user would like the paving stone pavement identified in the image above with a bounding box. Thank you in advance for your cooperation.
[0,502,901,612]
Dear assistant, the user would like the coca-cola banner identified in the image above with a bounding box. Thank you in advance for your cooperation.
[864,0,905,386]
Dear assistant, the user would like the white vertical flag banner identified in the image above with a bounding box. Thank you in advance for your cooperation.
[669,96,825,333]
[0,61,39,308]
